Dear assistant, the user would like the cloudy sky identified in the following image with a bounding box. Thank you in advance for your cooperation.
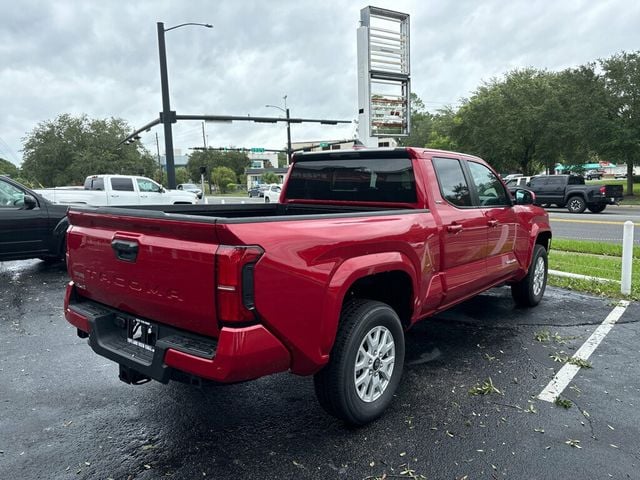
[1,0,639,166]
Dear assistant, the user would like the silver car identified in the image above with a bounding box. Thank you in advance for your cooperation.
[177,183,203,199]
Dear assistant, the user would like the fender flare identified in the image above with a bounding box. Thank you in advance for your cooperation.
[520,224,551,276]
[52,216,69,257]
[318,251,418,359]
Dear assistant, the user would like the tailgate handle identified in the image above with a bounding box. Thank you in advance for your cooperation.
[111,239,139,262]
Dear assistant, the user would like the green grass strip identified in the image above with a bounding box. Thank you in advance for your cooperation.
[552,238,639,259]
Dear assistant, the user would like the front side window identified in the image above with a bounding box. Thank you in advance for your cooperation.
[137,178,161,193]
[0,179,25,208]
[432,157,471,207]
[287,157,417,203]
[467,161,510,206]
[110,178,134,192]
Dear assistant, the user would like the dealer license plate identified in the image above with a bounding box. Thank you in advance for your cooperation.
[126,317,157,352]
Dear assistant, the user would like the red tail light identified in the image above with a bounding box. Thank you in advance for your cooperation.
[600,186,606,195]
[215,245,264,324]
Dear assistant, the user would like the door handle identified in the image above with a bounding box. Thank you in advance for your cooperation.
[447,224,463,233]
[111,239,139,262]
[487,219,498,227]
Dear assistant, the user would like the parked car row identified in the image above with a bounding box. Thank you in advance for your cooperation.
[504,174,623,213]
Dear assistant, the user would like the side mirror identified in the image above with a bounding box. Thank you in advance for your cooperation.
[22,194,37,210]
[514,188,535,205]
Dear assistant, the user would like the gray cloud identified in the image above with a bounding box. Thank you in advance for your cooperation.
[1,0,639,165]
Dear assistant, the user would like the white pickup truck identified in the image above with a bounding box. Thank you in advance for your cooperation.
[35,175,198,206]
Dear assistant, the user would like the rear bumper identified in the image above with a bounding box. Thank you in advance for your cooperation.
[64,282,291,384]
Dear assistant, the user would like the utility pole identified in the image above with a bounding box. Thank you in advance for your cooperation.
[201,121,207,149]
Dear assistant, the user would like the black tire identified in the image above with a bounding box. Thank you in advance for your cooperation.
[511,244,548,307]
[313,300,405,425]
[265,197,270,203]
[566,196,586,214]
[587,204,606,213]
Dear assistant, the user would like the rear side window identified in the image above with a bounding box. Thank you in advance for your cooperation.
[432,157,471,207]
[110,178,134,192]
[286,157,417,203]
[568,176,584,185]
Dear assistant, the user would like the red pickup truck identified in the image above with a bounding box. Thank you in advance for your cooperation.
[64,148,551,425]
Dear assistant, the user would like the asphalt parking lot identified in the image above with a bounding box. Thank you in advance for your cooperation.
[1,260,638,479]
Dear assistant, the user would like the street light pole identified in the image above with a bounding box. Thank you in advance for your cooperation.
[285,107,292,165]
[266,96,293,165]
[156,21,212,189]
[157,22,177,188]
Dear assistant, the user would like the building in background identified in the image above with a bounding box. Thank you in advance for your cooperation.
[159,149,188,168]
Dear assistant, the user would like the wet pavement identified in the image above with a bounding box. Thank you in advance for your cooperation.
[1,260,639,479]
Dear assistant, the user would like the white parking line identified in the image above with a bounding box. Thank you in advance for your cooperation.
[537,300,630,403]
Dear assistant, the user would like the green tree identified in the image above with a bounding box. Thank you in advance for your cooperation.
[426,107,458,151]
[262,172,279,184]
[0,158,19,177]
[546,65,610,173]
[21,114,155,187]
[211,166,237,193]
[453,69,562,175]
[186,150,250,185]
[175,167,190,185]
[277,152,288,168]
[600,51,640,195]
[398,93,434,148]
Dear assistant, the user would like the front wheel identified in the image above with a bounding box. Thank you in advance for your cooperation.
[264,196,270,203]
[566,196,586,213]
[314,300,405,425]
[587,204,606,213]
[511,244,548,307]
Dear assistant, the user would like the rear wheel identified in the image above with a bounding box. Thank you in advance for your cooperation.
[511,244,547,307]
[587,204,606,213]
[566,196,586,214]
[265,196,270,203]
[314,300,405,425]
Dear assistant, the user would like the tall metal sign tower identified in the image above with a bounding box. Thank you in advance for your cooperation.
[357,6,411,148]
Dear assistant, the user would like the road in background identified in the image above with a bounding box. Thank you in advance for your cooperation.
[548,205,640,244]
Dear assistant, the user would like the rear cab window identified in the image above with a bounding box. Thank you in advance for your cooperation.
[84,177,104,191]
[286,153,417,204]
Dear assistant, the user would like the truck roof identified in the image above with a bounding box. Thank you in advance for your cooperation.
[292,147,484,163]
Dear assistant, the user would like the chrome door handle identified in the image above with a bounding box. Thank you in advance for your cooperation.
[447,224,463,233]
[487,219,498,227]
